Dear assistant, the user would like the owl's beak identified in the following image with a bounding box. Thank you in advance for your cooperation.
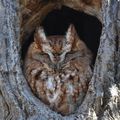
[53,54,60,63]
[53,63,61,71]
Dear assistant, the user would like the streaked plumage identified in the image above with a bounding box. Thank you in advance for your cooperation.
[24,24,92,115]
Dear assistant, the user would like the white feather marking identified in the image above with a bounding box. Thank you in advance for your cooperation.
[59,52,66,63]
[38,28,54,63]
[47,90,61,103]
[38,28,46,42]
[62,74,70,81]
[40,71,47,79]
[71,71,76,76]
[66,27,72,42]
[42,44,54,63]
[46,76,55,91]
[55,76,60,84]
[67,84,74,95]
[31,68,41,75]
[60,26,75,63]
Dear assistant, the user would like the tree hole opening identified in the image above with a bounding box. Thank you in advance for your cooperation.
[21,6,102,65]
[22,6,102,64]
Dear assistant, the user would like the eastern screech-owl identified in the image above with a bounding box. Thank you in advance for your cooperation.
[24,24,92,115]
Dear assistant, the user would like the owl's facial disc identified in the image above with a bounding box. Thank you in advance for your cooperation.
[34,24,79,70]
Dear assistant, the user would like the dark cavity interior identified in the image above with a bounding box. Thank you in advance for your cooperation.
[22,6,102,64]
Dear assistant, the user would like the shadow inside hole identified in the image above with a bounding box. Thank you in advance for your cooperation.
[22,6,102,65]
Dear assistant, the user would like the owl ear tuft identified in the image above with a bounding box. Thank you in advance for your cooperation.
[34,26,47,44]
[66,24,78,43]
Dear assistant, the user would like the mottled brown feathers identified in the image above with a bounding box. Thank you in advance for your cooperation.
[24,24,92,115]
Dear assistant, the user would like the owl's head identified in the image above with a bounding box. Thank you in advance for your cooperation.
[31,24,91,70]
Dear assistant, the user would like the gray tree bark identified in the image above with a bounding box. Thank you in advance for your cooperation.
[0,0,120,120]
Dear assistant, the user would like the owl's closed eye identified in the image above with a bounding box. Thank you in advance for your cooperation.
[24,24,92,115]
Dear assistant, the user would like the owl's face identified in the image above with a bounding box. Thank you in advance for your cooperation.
[31,24,91,71]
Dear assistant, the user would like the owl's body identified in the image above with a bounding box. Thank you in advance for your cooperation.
[24,25,92,115]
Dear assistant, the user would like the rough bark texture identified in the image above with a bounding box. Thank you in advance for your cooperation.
[0,0,120,120]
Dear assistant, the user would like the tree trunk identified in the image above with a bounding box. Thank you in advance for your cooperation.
[0,0,120,120]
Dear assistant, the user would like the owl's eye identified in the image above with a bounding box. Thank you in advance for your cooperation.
[65,51,84,61]
[67,51,84,56]
[33,52,49,61]
[40,53,48,56]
